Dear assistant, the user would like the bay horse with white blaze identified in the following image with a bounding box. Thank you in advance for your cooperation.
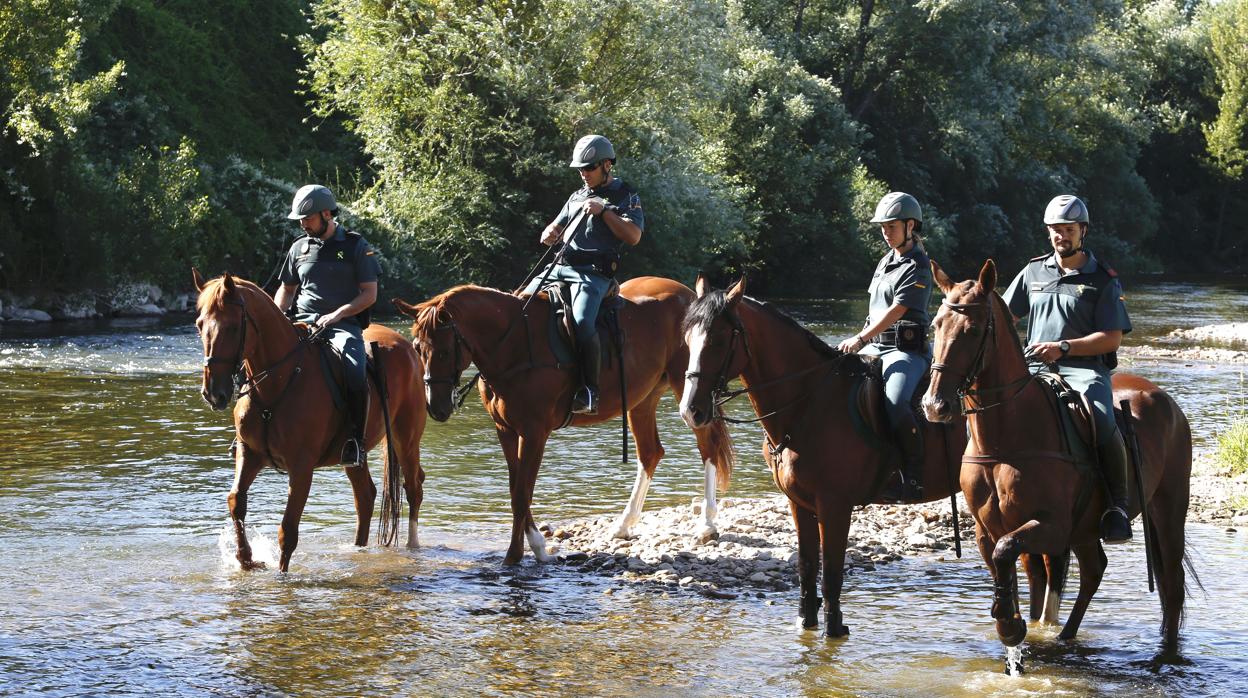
[679,275,971,637]
[922,259,1194,655]
[394,277,734,565]
[194,270,427,573]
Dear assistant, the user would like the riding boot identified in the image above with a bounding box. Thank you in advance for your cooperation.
[340,385,368,468]
[1098,433,1133,543]
[572,333,602,415]
[882,412,925,502]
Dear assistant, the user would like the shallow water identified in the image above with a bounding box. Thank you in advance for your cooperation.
[1,280,1245,697]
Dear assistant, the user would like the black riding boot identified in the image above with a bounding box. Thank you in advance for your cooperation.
[1098,433,1133,543]
[340,385,368,468]
[572,333,602,415]
[883,412,925,502]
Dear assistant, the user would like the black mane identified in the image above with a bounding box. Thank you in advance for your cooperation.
[684,289,844,361]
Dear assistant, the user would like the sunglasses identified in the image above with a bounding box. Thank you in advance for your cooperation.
[578,162,601,172]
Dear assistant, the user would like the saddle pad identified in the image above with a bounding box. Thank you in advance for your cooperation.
[539,282,622,366]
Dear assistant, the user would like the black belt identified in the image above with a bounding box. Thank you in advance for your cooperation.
[560,248,620,276]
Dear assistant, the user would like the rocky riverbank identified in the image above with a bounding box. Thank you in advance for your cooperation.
[0,283,189,323]
[545,453,1247,597]
[1120,322,1248,363]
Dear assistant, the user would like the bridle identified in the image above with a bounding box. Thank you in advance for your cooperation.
[203,296,253,393]
[200,291,325,401]
[684,310,751,403]
[684,308,845,427]
[930,295,1032,414]
[420,318,479,410]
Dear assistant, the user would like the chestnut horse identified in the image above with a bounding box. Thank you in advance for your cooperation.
[193,270,427,572]
[922,259,1193,655]
[394,277,734,565]
[679,275,971,637]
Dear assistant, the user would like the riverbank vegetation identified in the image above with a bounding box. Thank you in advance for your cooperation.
[3,0,1246,302]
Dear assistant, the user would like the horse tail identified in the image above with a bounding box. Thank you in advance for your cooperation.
[378,438,403,546]
[705,417,735,492]
[1148,518,1205,637]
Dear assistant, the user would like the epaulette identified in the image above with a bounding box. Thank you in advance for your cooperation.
[1029,253,1050,262]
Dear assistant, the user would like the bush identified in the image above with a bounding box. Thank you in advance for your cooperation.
[1215,417,1248,477]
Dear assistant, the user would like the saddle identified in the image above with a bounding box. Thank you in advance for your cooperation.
[293,322,378,412]
[1033,371,1099,469]
[535,280,625,368]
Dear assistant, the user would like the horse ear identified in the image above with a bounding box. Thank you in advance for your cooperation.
[977,259,997,294]
[931,259,955,294]
[694,273,709,299]
[726,275,747,306]
[392,298,419,318]
[222,272,236,295]
[192,267,206,292]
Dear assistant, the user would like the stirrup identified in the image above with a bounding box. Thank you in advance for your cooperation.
[572,386,598,415]
[340,438,366,468]
[1100,506,1132,544]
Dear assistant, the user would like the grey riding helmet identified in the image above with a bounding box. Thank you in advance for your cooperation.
[288,184,338,220]
[870,192,922,224]
[1043,195,1090,225]
[568,135,616,168]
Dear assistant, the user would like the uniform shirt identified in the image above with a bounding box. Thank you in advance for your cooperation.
[867,246,932,326]
[1001,250,1131,361]
[278,227,380,323]
[553,177,644,256]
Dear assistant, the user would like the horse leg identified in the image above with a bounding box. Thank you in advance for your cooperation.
[394,405,427,549]
[1020,553,1048,621]
[228,441,267,570]
[344,458,376,547]
[611,386,665,540]
[1058,541,1105,640]
[789,500,821,630]
[817,500,853,638]
[671,371,732,543]
[1040,550,1070,625]
[495,426,552,565]
[990,520,1064,647]
[1145,478,1191,650]
[277,468,314,573]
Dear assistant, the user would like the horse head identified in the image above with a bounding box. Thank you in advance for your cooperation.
[680,274,750,429]
[193,268,253,411]
[923,259,1001,423]
[394,295,473,422]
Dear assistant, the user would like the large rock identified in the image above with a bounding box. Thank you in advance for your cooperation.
[6,307,53,322]
[117,303,166,317]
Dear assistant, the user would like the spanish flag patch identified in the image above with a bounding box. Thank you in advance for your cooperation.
[914,283,927,289]
[366,250,376,256]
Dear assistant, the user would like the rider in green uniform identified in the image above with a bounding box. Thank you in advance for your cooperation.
[839,192,933,501]
[275,184,380,468]
[523,135,644,415]
[1001,195,1133,543]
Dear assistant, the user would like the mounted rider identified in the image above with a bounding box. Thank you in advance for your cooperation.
[274,184,380,468]
[1001,195,1134,543]
[838,192,933,501]
[522,135,644,415]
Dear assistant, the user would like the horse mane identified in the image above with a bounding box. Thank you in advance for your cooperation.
[409,284,516,341]
[196,275,267,314]
[684,289,843,360]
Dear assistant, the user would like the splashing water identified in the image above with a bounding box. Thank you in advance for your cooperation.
[216,520,279,571]
[1005,644,1025,676]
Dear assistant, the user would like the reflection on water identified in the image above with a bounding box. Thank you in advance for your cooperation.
[1,282,1246,696]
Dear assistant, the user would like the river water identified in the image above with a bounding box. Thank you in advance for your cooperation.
[1,280,1245,696]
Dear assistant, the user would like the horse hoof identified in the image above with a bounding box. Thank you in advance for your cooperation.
[796,616,818,631]
[239,560,266,571]
[824,624,849,639]
[694,525,719,544]
[996,618,1027,647]
[610,522,635,540]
